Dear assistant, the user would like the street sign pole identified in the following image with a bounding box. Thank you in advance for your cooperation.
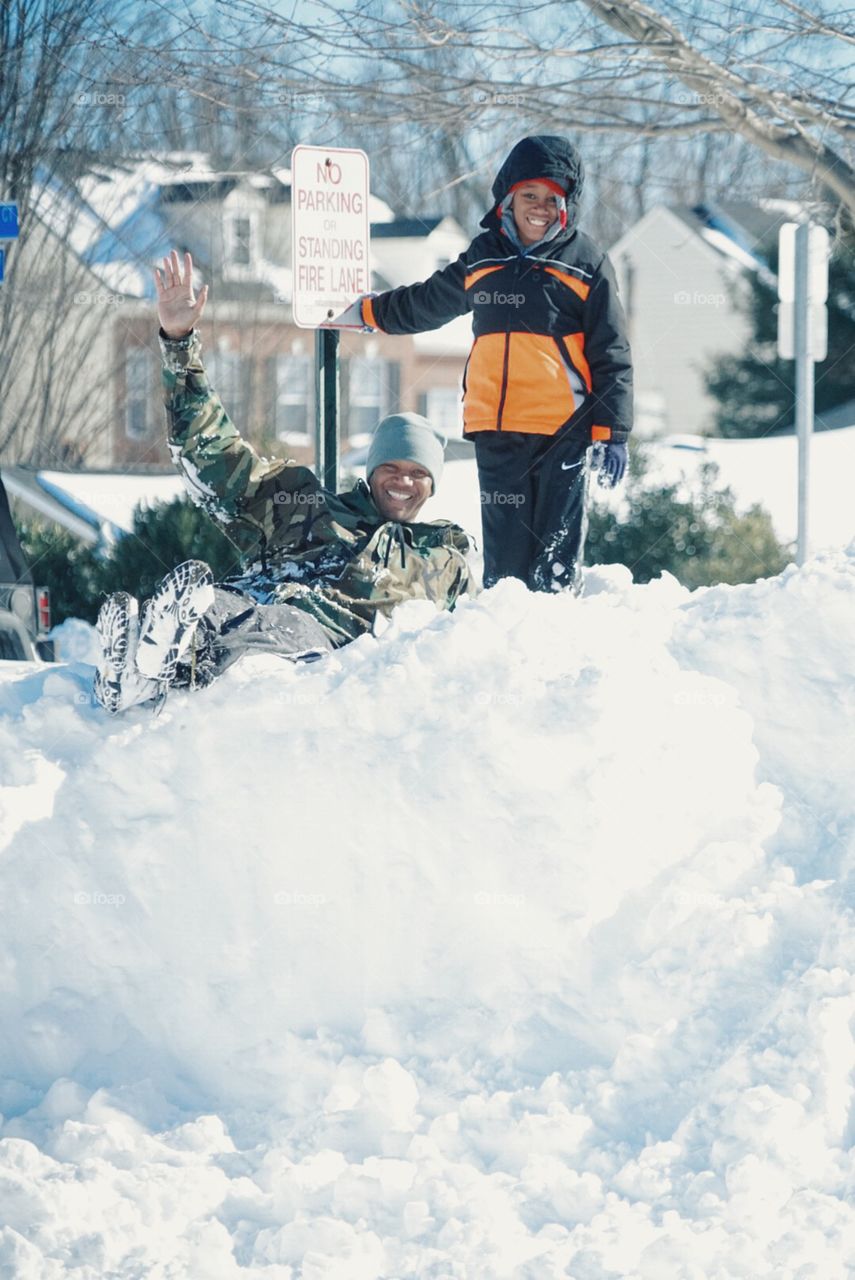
[315,327,340,491]
[794,223,813,567]
[778,220,828,567]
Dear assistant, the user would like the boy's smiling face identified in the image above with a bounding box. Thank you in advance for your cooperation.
[510,181,562,245]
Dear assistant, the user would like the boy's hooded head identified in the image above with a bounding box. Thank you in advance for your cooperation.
[483,135,585,234]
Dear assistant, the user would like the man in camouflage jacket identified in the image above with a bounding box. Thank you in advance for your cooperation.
[92,251,473,714]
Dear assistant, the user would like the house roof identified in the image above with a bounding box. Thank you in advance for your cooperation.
[668,203,775,278]
[611,198,816,287]
[30,154,396,302]
[370,217,446,238]
[1,467,184,548]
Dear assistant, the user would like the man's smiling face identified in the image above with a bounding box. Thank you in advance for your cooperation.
[369,460,433,522]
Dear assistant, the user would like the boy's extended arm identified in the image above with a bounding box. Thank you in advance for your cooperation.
[583,254,634,444]
[362,254,472,334]
[161,330,320,534]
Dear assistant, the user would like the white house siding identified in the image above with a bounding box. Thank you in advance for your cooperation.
[610,206,754,437]
[1,216,116,467]
[371,218,468,289]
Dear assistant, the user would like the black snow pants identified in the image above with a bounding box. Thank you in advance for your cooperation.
[473,429,591,592]
[174,585,334,689]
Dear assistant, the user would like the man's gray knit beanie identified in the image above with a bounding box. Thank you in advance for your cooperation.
[366,412,446,492]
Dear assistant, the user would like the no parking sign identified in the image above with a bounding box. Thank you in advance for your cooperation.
[291,146,370,327]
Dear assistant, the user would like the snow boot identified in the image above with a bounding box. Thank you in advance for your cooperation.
[93,591,159,713]
[135,560,216,685]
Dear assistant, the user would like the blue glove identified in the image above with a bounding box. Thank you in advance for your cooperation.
[593,441,627,489]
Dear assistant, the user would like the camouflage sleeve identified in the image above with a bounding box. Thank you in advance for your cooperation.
[159,330,321,532]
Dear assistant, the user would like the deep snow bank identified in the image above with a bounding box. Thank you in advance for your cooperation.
[0,545,853,1278]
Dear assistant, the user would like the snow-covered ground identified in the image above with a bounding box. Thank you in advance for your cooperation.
[1,545,854,1278]
[417,426,855,557]
[649,427,855,549]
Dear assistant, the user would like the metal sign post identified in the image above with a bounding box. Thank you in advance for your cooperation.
[777,221,829,566]
[314,327,340,492]
[291,146,371,494]
[794,224,813,567]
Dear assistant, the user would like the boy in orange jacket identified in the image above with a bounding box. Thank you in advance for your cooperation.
[333,135,633,592]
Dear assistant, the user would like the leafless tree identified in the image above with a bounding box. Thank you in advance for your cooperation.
[217,0,854,232]
[578,0,855,228]
[4,0,851,463]
[0,0,299,465]
[0,0,148,464]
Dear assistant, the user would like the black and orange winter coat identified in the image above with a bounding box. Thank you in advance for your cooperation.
[359,136,633,444]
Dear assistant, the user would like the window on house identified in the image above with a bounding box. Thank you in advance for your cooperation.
[125,349,151,439]
[418,386,463,436]
[227,214,254,268]
[206,350,250,427]
[345,357,398,443]
[272,353,314,445]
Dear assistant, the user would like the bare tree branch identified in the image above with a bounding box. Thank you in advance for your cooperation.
[579,0,855,220]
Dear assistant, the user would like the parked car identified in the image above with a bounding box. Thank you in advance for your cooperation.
[0,475,52,661]
[0,605,40,660]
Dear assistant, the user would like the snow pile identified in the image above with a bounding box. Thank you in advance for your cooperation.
[0,545,853,1278]
[47,618,100,666]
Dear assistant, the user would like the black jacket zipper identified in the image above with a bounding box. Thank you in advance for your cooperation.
[495,256,523,430]
[495,334,511,430]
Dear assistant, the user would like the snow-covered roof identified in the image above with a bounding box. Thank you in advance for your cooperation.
[611,199,819,289]
[371,217,447,238]
[2,467,185,547]
[29,153,396,301]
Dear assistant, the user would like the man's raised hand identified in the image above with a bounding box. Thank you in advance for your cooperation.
[154,250,209,338]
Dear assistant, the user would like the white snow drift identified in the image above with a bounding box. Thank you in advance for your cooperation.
[0,545,853,1278]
